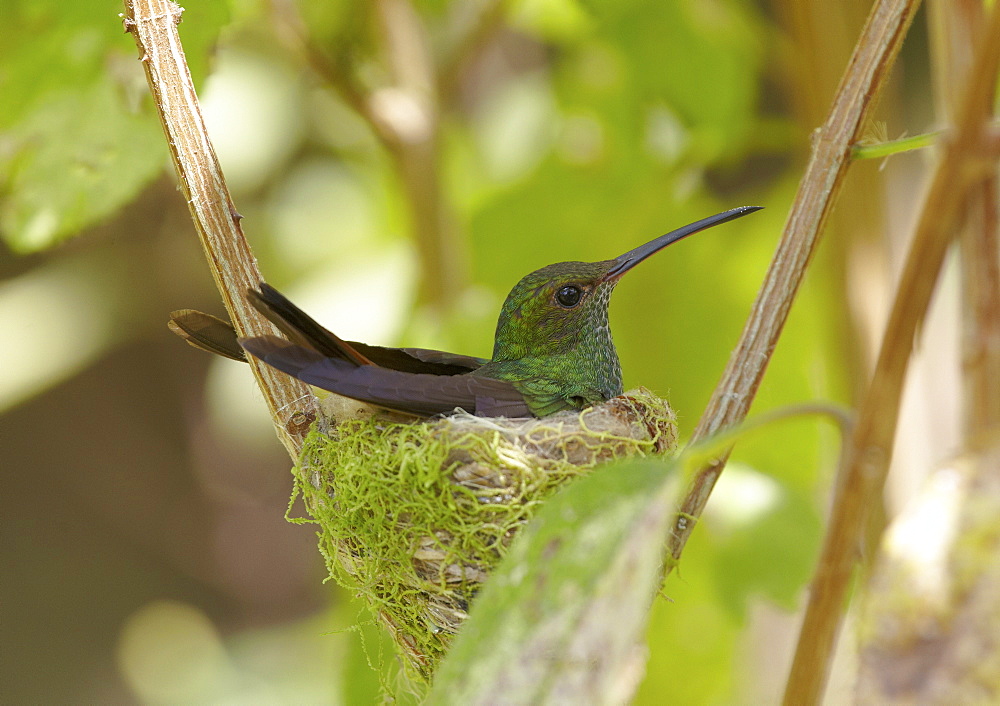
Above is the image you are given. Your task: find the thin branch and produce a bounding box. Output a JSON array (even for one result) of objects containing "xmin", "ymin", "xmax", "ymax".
[
  {"xmin": 372, "ymin": 0, "xmax": 469, "ymax": 311},
  {"xmin": 959, "ymin": 175, "xmax": 1000, "ymax": 440},
  {"xmin": 667, "ymin": 0, "xmax": 922, "ymax": 560},
  {"xmin": 375, "ymin": 0, "xmax": 435, "ymax": 99},
  {"xmin": 123, "ymin": 0, "xmax": 318, "ymax": 457},
  {"xmin": 268, "ymin": 0, "xmax": 403, "ymax": 149},
  {"xmin": 272, "ymin": 0, "xmax": 469, "ymax": 313},
  {"xmin": 438, "ymin": 0, "xmax": 511, "ymax": 100},
  {"xmin": 783, "ymin": 6, "xmax": 1000, "ymax": 703},
  {"xmin": 928, "ymin": 0, "xmax": 1000, "ymax": 441},
  {"xmin": 852, "ymin": 120, "xmax": 1000, "ymax": 159}
]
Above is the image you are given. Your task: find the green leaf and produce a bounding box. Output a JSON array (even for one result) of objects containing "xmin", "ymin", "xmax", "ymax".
[
  {"xmin": 0, "ymin": 0, "xmax": 230, "ymax": 252},
  {"xmin": 427, "ymin": 457, "xmax": 681, "ymax": 704},
  {"xmin": 709, "ymin": 484, "xmax": 821, "ymax": 615},
  {"xmin": 1, "ymin": 81, "xmax": 166, "ymax": 252}
]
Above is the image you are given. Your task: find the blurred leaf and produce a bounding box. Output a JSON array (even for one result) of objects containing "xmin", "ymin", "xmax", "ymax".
[
  {"xmin": 0, "ymin": 0, "xmax": 229, "ymax": 251},
  {"xmin": 0, "ymin": 0, "xmax": 228, "ymax": 120},
  {"xmin": 636, "ymin": 555, "xmax": 742, "ymax": 705},
  {"xmin": 709, "ymin": 485, "xmax": 820, "ymax": 614},
  {"xmin": 584, "ymin": 0, "xmax": 765, "ymax": 161},
  {"xmin": 511, "ymin": 0, "xmax": 595, "ymax": 41},
  {"xmin": 2, "ymin": 81, "xmax": 165, "ymax": 252},
  {"xmin": 2, "ymin": 1, "xmax": 124, "ymax": 129},
  {"xmin": 428, "ymin": 457, "xmax": 680, "ymax": 704}
]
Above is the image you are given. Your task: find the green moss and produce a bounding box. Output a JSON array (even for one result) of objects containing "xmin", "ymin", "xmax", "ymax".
[{"xmin": 289, "ymin": 389, "xmax": 676, "ymax": 681}]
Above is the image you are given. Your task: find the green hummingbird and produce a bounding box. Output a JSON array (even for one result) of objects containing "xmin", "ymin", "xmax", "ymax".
[{"xmin": 170, "ymin": 206, "xmax": 760, "ymax": 417}]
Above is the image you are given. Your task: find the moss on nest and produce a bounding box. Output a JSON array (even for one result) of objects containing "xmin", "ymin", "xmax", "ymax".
[{"xmin": 290, "ymin": 387, "xmax": 677, "ymax": 680}]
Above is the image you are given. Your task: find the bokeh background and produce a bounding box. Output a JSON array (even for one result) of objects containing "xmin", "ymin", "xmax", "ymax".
[{"xmin": 2, "ymin": 0, "xmax": 965, "ymax": 702}]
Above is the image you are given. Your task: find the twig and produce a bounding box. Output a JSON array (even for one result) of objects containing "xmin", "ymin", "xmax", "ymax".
[
  {"xmin": 372, "ymin": 0, "xmax": 469, "ymax": 311},
  {"xmin": 123, "ymin": 0, "xmax": 318, "ymax": 457},
  {"xmin": 928, "ymin": 0, "xmax": 1000, "ymax": 441},
  {"xmin": 438, "ymin": 0, "xmax": 511, "ymax": 100},
  {"xmin": 269, "ymin": 0, "xmax": 388, "ymax": 143},
  {"xmin": 782, "ymin": 6, "xmax": 1000, "ymax": 703},
  {"xmin": 667, "ymin": 0, "xmax": 922, "ymax": 560},
  {"xmin": 271, "ymin": 0, "xmax": 469, "ymax": 312},
  {"xmin": 959, "ymin": 175, "xmax": 1000, "ymax": 440}
]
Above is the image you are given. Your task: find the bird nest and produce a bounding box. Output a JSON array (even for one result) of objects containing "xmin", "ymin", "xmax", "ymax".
[{"xmin": 290, "ymin": 387, "xmax": 677, "ymax": 681}]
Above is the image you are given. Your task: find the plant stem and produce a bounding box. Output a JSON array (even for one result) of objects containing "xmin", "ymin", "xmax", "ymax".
[
  {"xmin": 928, "ymin": 0, "xmax": 1000, "ymax": 441},
  {"xmin": 438, "ymin": 0, "xmax": 511, "ymax": 100},
  {"xmin": 958, "ymin": 175, "xmax": 1000, "ymax": 440},
  {"xmin": 371, "ymin": 0, "xmax": 469, "ymax": 312},
  {"xmin": 272, "ymin": 0, "xmax": 472, "ymax": 314},
  {"xmin": 783, "ymin": 6, "xmax": 1000, "ymax": 703},
  {"xmin": 668, "ymin": 0, "xmax": 922, "ymax": 564},
  {"xmin": 123, "ymin": 0, "xmax": 318, "ymax": 457}
]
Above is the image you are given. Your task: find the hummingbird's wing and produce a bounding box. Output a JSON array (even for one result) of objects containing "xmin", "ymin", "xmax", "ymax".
[
  {"xmin": 248, "ymin": 285, "xmax": 376, "ymax": 365},
  {"xmin": 240, "ymin": 336, "xmax": 531, "ymax": 417},
  {"xmin": 396, "ymin": 347, "xmax": 487, "ymax": 370}
]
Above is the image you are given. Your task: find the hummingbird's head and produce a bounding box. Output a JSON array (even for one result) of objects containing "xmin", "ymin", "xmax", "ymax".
[
  {"xmin": 490, "ymin": 260, "xmax": 623, "ymax": 362},
  {"xmin": 490, "ymin": 206, "xmax": 762, "ymax": 363}
]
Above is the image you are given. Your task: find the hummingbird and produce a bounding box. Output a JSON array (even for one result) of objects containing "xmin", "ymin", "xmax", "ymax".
[{"xmin": 170, "ymin": 206, "xmax": 761, "ymax": 417}]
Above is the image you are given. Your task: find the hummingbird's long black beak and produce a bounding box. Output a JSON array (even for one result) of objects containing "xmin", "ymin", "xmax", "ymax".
[{"xmin": 603, "ymin": 205, "xmax": 763, "ymax": 280}]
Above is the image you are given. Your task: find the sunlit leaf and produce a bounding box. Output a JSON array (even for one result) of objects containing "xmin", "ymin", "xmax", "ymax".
[
  {"xmin": 428, "ymin": 458, "xmax": 681, "ymax": 704},
  {"xmin": 1, "ymin": 81, "xmax": 165, "ymax": 252},
  {"xmin": 0, "ymin": 0, "xmax": 229, "ymax": 251}
]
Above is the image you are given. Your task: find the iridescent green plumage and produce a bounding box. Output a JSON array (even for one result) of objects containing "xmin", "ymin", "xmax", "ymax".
[{"xmin": 473, "ymin": 261, "xmax": 623, "ymax": 416}]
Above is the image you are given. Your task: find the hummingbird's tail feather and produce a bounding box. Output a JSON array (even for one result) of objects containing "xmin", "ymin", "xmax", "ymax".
[
  {"xmin": 249, "ymin": 284, "xmax": 485, "ymax": 375},
  {"xmin": 169, "ymin": 310, "xmax": 247, "ymax": 362},
  {"xmin": 237, "ymin": 335, "xmax": 333, "ymax": 381},
  {"xmin": 240, "ymin": 335, "xmax": 530, "ymax": 417},
  {"xmin": 168, "ymin": 298, "xmax": 484, "ymax": 375},
  {"xmin": 249, "ymin": 284, "xmax": 376, "ymax": 366}
]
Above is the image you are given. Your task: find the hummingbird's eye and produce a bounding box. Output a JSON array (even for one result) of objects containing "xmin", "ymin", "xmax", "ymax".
[{"xmin": 555, "ymin": 285, "xmax": 583, "ymax": 308}]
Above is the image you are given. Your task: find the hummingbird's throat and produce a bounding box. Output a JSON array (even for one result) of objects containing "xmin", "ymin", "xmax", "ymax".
[{"xmin": 572, "ymin": 282, "xmax": 623, "ymax": 399}]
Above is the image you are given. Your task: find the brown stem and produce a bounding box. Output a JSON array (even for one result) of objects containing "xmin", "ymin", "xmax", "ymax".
[
  {"xmin": 668, "ymin": 0, "xmax": 921, "ymax": 557},
  {"xmin": 123, "ymin": 0, "xmax": 318, "ymax": 457},
  {"xmin": 959, "ymin": 176, "xmax": 1000, "ymax": 440},
  {"xmin": 269, "ymin": 0, "xmax": 386, "ymax": 141},
  {"xmin": 928, "ymin": 0, "xmax": 1000, "ymax": 442},
  {"xmin": 372, "ymin": 0, "xmax": 469, "ymax": 311},
  {"xmin": 438, "ymin": 0, "xmax": 511, "ymax": 100},
  {"xmin": 783, "ymin": 6, "xmax": 1000, "ymax": 703},
  {"xmin": 272, "ymin": 0, "xmax": 469, "ymax": 313}
]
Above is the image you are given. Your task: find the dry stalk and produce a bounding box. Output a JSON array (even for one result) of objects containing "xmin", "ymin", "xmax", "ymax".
[
  {"xmin": 669, "ymin": 0, "xmax": 922, "ymax": 558},
  {"xmin": 928, "ymin": 0, "xmax": 1000, "ymax": 441},
  {"xmin": 270, "ymin": 0, "xmax": 471, "ymax": 312},
  {"xmin": 783, "ymin": 5, "xmax": 1000, "ymax": 703},
  {"xmin": 122, "ymin": 0, "xmax": 318, "ymax": 456},
  {"xmin": 372, "ymin": 0, "xmax": 469, "ymax": 311}
]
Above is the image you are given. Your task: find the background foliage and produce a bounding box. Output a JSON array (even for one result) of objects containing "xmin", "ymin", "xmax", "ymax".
[{"xmin": 1, "ymin": 0, "xmax": 956, "ymax": 702}]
